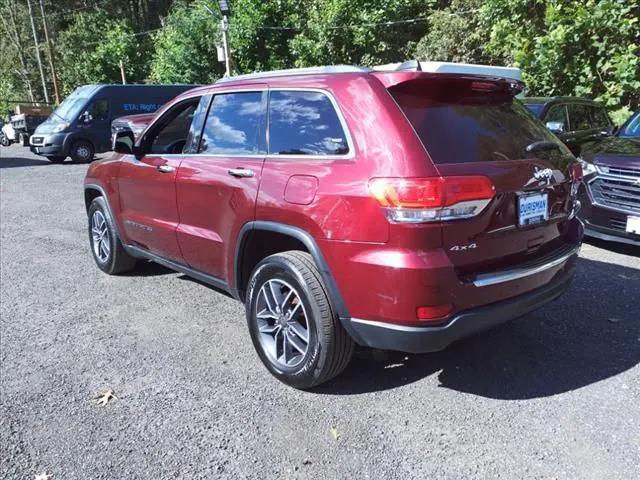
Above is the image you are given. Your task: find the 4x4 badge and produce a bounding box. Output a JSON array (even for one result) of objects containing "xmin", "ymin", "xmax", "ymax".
[{"xmin": 450, "ymin": 243, "xmax": 477, "ymax": 252}]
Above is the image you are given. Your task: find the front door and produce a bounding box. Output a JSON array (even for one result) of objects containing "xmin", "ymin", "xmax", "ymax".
[
  {"xmin": 117, "ymin": 96, "xmax": 201, "ymax": 262},
  {"xmin": 176, "ymin": 89, "xmax": 268, "ymax": 280}
]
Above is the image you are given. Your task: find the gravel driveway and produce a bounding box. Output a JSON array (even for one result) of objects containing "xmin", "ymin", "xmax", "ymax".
[{"xmin": 1, "ymin": 145, "xmax": 639, "ymax": 479}]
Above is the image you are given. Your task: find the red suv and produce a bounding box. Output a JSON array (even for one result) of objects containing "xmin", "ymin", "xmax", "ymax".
[{"xmin": 84, "ymin": 65, "xmax": 584, "ymax": 388}]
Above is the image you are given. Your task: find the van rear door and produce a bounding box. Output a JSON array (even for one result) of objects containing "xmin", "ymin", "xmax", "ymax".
[{"xmin": 387, "ymin": 75, "xmax": 580, "ymax": 276}]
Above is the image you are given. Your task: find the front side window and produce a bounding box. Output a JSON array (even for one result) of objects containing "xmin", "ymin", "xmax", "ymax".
[
  {"xmin": 147, "ymin": 99, "xmax": 199, "ymax": 155},
  {"xmin": 567, "ymin": 104, "xmax": 592, "ymax": 132},
  {"xmin": 268, "ymin": 91, "xmax": 349, "ymax": 156},
  {"xmin": 199, "ymin": 92, "xmax": 266, "ymax": 155},
  {"xmin": 90, "ymin": 99, "xmax": 109, "ymax": 121}
]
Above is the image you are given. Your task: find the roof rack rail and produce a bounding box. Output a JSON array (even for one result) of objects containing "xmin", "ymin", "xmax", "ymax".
[{"xmin": 215, "ymin": 65, "xmax": 371, "ymax": 84}]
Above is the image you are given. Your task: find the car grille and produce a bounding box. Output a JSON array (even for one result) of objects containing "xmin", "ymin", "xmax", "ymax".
[
  {"xmin": 599, "ymin": 165, "xmax": 640, "ymax": 178},
  {"xmin": 609, "ymin": 218, "xmax": 627, "ymax": 232},
  {"xmin": 589, "ymin": 169, "xmax": 640, "ymax": 214}
]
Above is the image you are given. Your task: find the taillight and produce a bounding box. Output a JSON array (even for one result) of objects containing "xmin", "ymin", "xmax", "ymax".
[
  {"xmin": 369, "ymin": 176, "xmax": 494, "ymax": 223},
  {"xmin": 571, "ymin": 163, "xmax": 584, "ymax": 182}
]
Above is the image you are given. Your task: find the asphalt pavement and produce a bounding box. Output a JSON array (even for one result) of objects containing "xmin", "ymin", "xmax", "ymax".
[{"xmin": 1, "ymin": 144, "xmax": 639, "ymax": 479}]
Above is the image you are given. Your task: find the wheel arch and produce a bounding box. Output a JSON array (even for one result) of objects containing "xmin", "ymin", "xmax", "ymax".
[
  {"xmin": 63, "ymin": 134, "xmax": 93, "ymax": 157},
  {"xmin": 84, "ymin": 184, "xmax": 121, "ymax": 238},
  {"xmin": 234, "ymin": 221, "xmax": 351, "ymax": 322}
]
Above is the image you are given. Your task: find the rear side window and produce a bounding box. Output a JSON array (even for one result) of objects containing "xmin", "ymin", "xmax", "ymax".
[
  {"xmin": 199, "ymin": 92, "xmax": 266, "ymax": 155},
  {"xmin": 390, "ymin": 79, "xmax": 565, "ymax": 164},
  {"xmin": 268, "ymin": 91, "xmax": 349, "ymax": 156},
  {"xmin": 544, "ymin": 104, "xmax": 568, "ymax": 127},
  {"xmin": 591, "ymin": 107, "xmax": 610, "ymax": 129},
  {"xmin": 567, "ymin": 104, "xmax": 592, "ymax": 131}
]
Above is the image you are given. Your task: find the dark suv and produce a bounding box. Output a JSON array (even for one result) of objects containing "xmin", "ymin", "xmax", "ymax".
[
  {"xmin": 85, "ymin": 66, "xmax": 583, "ymax": 388},
  {"xmin": 523, "ymin": 97, "xmax": 640, "ymax": 246}
]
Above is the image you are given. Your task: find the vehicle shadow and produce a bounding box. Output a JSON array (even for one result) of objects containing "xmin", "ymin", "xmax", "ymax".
[
  {"xmin": 0, "ymin": 151, "xmax": 52, "ymax": 168},
  {"xmin": 585, "ymin": 237, "xmax": 639, "ymax": 257},
  {"xmin": 316, "ymin": 256, "xmax": 640, "ymax": 399}
]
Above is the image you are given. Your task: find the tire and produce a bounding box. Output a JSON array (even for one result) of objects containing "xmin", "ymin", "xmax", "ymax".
[
  {"xmin": 88, "ymin": 197, "xmax": 137, "ymax": 274},
  {"xmin": 46, "ymin": 156, "xmax": 66, "ymax": 164},
  {"xmin": 19, "ymin": 132, "xmax": 29, "ymax": 146},
  {"xmin": 70, "ymin": 140, "xmax": 94, "ymax": 163},
  {"xmin": 246, "ymin": 251, "xmax": 354, "ymax": 389},
  {"xmin": 0, "ymin": 133, "xmax": 9, "ymax": 147}
]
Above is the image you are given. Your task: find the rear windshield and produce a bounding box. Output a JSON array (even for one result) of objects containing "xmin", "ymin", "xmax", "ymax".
[{"xmin": 390, "ymin": 80, "xmax": 567, "ymax": 164}]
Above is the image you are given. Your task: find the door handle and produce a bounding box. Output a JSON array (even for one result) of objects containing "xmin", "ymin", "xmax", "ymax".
[
  {"xmin": 228, "ymin": 168, "xmax": 254, "ymax": 178},
  {"xmin": 157, "ymin": 164, "xmax": 175, "ymax": 173}
]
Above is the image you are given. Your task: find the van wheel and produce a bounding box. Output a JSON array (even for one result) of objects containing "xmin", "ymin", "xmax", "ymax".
[
  {"xmin": 88, "ymin": 197, "xmax": 137, "ymax": 274},
  {"xmin": 246, "ymin": 251, "xmax": 354, "ymax": 389},
  {"xmin": 0, "ymin": 133, "xmax": 9, "ymax": 147},
  {"xmin": 70, "ymin": 140, "xmax": 94, "ymax": 163},
  {"xmin": 47, "ymin": 156, "xmax": 66, "ymax": 164}
]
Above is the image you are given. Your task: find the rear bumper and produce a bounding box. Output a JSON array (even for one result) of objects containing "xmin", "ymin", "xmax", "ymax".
[{"xmin": 345, "ymin": 260, "xmax": 576, "ymax": 353}]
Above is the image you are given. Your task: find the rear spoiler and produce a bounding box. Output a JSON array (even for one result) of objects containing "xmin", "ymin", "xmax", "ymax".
[{"xmin": 372, "ymin": 60, "xmax": 525, "ymax": 94}]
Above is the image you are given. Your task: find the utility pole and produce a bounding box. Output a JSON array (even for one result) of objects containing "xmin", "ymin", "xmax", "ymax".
[
  {"xmin": 38, "ymin": 0, "xmax": 60, "ymax": 104},
  {"xmin": 26, "ymin": 0, "xmax": 49, "ymax": 104},
  {"xmin": 206, "ymin": 2, "xmax": 232, "ymax": 77},
  {"xmin": 119, "ymin": 60, "xmax": 127, "ymax": 84},
  {"xmin": 220, "ymin": 15, "xmax": 231, "ymax": 77}
]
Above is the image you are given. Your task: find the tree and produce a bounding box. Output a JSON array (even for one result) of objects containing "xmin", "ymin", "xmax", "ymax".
[
  {"xmin": 415, "ymin": 0, "xmax": 498, "ymax": 64},
  {"xmin": 290, "ymin": 0, "xmax": 431, "ymax": 67},
  {"xmin": 482, "ymin": 0, "xmax": 640, "ymax": 123},
  {"xmin": 56, "ymin": 11, "xmax": 145, "ymax": 94},
  {"xmin": 149, "ymin": 0, "xmax": 224, "ymax": 83}
]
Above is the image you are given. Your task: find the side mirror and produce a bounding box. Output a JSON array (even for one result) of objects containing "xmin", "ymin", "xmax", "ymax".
[
  {"xmin": 113, "ymin": 129, "xmax": 136, "ymax": 155},
  {"xmin": 81, "ymin": 111, "xmax": 93, "ymax": 123},
  {"xmin": 546, "ymin": 121, "xmax": 565, "ymax": 134}
]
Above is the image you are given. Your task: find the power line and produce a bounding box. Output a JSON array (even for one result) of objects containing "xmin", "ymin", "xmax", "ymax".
[{"xmin": 33, "ymin": 0, "xmax": 111, "ymax": 20}]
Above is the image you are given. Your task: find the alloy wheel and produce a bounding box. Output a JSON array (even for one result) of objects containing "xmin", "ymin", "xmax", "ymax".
[
  {"xmin": 91, "ymin": 210, "xmax": 110, "ymax": 263},
  {"xmin": 255, "ymin": 279, "xmax": 310, "ymax": 369}
]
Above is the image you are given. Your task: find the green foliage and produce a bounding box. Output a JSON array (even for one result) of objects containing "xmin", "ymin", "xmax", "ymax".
[
  {"xmin": 57, "ymin": 11, "xmax": 145, "ymax": 95},
  {"xmin": 0, "ymin": 0, "xmax": 638, "ymax": 119},
  {"xmin": 149, "ymin": 0, "xmax": 224, "ymax": 83},
  {"xmin": 230, "ymin": 0, "xmax": 304, "ymax": 73},
  {"xmin": 415, "ymin": 0, "xmax": 495, "ymax": 64},
  {"xmin": 290, "ymin": 0, "xmax": 431, "ymax": 67},
  {"xmin": 481, "ymin": 0, "xmax": 640, "ymax": 115}
]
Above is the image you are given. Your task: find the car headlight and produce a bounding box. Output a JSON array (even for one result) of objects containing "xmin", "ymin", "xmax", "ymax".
[
  {"xmin": 577, "ymin": 157, "xmax": 597, "ymax": 176},
  {"xmin": 52, "ymin": 122, "xmax": 70, "ymax": 133}
]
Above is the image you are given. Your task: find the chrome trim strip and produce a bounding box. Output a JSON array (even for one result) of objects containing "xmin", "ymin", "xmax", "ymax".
[
  {"xmin": 350, "ymin": 317, "xmax": 451, "ymax": 333},
  {"xmin": 472, "ymin": 245, "xmax": 580, "ymax": 287}
]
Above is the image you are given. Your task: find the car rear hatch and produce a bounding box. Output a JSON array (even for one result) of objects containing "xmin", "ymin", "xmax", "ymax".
[{"xmin": 384, "ymin": 74, "xmax": 581, "ymax": 279}]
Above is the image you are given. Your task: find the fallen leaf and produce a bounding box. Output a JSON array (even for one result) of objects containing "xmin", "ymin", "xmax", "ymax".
[
  {"xmin": 94, "ymin": 389, "xmax": 118, "ymax": 406},
  {"xmin": 330, "ymin": 427, "xmax": 340, "ymax": 441},
  {"xmin": 34, "ymin": 473, "xmax": 52, "ymax": 480}
]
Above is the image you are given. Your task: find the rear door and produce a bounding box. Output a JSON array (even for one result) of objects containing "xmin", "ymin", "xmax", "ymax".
[
  {"xmin": 389, "ymin": 77, "xmax": 577, "ymax": 275},
  {"xmin": 117, "ymin": 96, "xmax": 201, "ymax": 261},
  {"xmin": 175, "ymin": 87, "xmax": 267, "ymax": 279}
]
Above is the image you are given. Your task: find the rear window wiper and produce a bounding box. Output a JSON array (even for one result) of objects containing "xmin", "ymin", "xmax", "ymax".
[{"xmin": 525, "ymin": 140, "xmax": 561, "ymax": 153}]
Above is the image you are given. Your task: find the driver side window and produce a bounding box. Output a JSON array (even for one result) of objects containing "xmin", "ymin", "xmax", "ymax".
[{"xmin": 148, "ymin": 99, "xmax": 199, "ymax": 155}]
